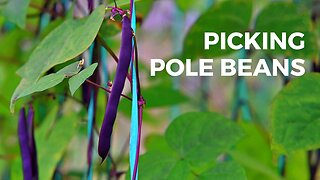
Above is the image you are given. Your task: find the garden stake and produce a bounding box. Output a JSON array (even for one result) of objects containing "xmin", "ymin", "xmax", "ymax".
[
  {"xmin": 231, "ymin": 49, "xmax": 252, "ymax": 121},
  {"xmin": 129, "ymin": 1, "xmax": 142, "ymax": 178},
  {"xmin": 86, "ymin": 43, "xmax": 95, "ymax": 180}
]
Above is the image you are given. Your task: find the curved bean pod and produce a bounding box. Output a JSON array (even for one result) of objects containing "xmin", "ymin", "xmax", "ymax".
[{"xmin": 98, "ymin": 15, "xmax": 133, "ymax": 161}]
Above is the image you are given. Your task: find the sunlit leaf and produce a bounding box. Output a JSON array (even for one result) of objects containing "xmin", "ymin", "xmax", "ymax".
[
  {"xmin": 255, "ymin": 2, "xmax": 317, "ymax": 59},
  {"xmin": 271, "ymin": 73, "xmax": 320, "ymax": 153},
  {"xmin": 11, "ymin": 61, "xmax": 84, "ymax": 111},
  {"xmin": 16, "ymin": 5, "xmax": 104, "ymax": 81},
  {"xmin": 285, "ymin": 151, "xmax": 310, "ymax": 180},
  {"xmin": 17, "ymin": 74, "xmax": 65, "ymax": 99}
]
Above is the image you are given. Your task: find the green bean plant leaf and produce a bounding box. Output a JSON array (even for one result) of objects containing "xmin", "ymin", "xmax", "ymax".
[
  {"xmin": 255, "ymin": 2, "xmax": 318, "ymax": 60},
  {"xmin": 16, "ymin": 5, "xmax": 104, "ymax": 81},
  {"xmin": 68, "ymin": 63, "xmax": 98, "ymax": 95},
  {"xmin": 182, "ymin": 0, "xmax": 252, "ymax": 60},
  {"xmin": 139, "ymin": 112, "xmax": 245, "ymax": 179},
  {"xmin": 165, "ymin": 112, "xmax": 244, "ymax": 170},
  {"xmin": 36, "ymin": 108, "xmax": 79, "ymax": 180},
  {"xmin": 139, "ymin": 152, "xmax": 195, "ymax": 180},
  {"xmin": 271, "ymin": 73, "xmax": 320, "ymax": 153},
  {"xmin": 198, "ymin": 162, "xmax": 247, "ymax": 180},
  {"xmin": 117, "ymin": 84, "xmax": 189, "ymax": 124},
  {"xmin": 144, "ymin": 134, "xmax": 175, "ymax": 155},
  {"xmin": 142, "ymin": 85, "xmax": 189, "ymax": 108},
  {"xmin": 10, "ymin": 5, "xmax": 104, "ymax": 111},
  {"xmin": 230, "ymin": 122, "xmax": 280, "ymax": 180},
  {"xmin": 11, "ymin": 61, "xmax": 83, "ymax": 111},
  {"xmin": 285, "ymin": 151, "xmax": 309, "ymax": 180},
  {"xmin": 16, "ymin": 74, "xmax": 65, "ymax": 100},
  {"xmin": 56, "ymin": 61, "xmax": 83, "ymax": 77}
]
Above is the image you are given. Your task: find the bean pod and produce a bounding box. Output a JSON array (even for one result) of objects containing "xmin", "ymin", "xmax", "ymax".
[
  {"xmin": 98, "ymin": 15, "xmax": 133, "ymax": 161},
  {"xmin": 18, "ymin": 105, "xmax": 38, "ymax": 179}
]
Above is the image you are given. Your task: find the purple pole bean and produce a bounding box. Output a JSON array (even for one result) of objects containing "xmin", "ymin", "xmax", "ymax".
[
  {"xmin": 98, "ymin": 15, "xmax": 133, "ymax": 161},
  {"xmin": 27, "ymin": 105, "xmax": 38, "ymax": 180},
  {"xmin": 18, "ymin": 108, "xmax": 33, "ymax": 180},
  {"xmin": 18, "ymin": 105, "xmax": 38, "ymax": 180},
  {"xmin": 88, "ymin": 0, "xmax": 94, "ymax": 13}
]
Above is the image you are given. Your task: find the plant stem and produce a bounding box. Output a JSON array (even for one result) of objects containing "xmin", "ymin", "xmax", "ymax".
[
  {"xmin": 85, "ymin": 79, "xmax": 132, "ymax": 101},
  {"xmin": 113, "ymin": 0, "xmax": 118, "ymax": 8},
  {"xmin": 97, "ymin": 35, "xmax": 119, "ymax": 63}
]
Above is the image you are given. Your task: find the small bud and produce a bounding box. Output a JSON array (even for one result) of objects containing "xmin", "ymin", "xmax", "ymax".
[
  {"xmin": 77, "ymin": 59, "xmax": 85, "ymax": 69},
  {"xmin": 107, "ymin": 81, "xmax": 113, "ymax": 87}
]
